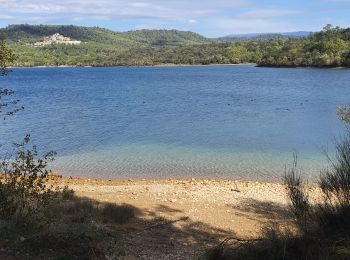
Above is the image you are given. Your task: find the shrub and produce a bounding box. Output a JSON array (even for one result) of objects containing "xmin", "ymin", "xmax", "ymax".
[
  {"xmin": 320, "ymin": 135, "xmax": 350, "ymax": 208},
  {"xmin": 282, "ymin": 136, "xmax": 350, "ymax": 259},
  {"xmin": 99, "ymin": 203, "xmax": 135, "ymax": 224},
  {"xmin": 337, "ymin": 106, "xmax": 350, "ymax": 124},
  {"xmin": 284, "ymin": 155, "xmax": 313, "ymax": 234},
  {"xmin": 47, "ymin": 194, "xmax": 135, "ymax": 225},
  {"xmin": 0, "ymin": 135, "xmax": 57, "ymax": 226}
]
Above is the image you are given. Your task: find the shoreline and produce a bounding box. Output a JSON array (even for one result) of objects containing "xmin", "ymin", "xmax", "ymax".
[
  {"xmin": 9, "ymin": 63, "xmax": 350, "ymax": 69},
  {"xmin": 52, "ymin": 176, "xmax": 287, "ymax": 186},
  {"xmin": 9, "ymin": 63, "xmax": 256, "ymax": 69},
  {"xmin": 51, "ymin": 176, "xmax": 320, "ymax": 191}
]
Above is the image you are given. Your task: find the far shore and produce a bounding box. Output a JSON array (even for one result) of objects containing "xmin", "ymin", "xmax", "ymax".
[
  {"xmin": 9, "ymin": 63, "xmax": 256, "ymax": 69},
  {"xmin": 9, "ymin": 63, "xmax": 350, "ymax": 69}
]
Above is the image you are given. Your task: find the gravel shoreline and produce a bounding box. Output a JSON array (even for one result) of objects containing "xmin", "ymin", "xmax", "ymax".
[{"xmin": 51, "ymin": 177, "xmax": 320, "ymax": 259}]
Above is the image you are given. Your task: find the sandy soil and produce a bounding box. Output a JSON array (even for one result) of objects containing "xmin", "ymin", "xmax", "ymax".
[{"xmin": 51, "ymin": 178, "xmax": 321, "ymax": 259}]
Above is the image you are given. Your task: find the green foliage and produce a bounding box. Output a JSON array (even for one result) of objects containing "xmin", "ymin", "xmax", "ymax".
[
  {"xmin": 1, "ymin": 188, "xmax": 136, "ymax": 259},
  {"xmin": 0, "ymin": 135, "xmax": 57, "ymax": 226},
  {"xmin": 124, "ymin": 29, "xmax": 209, "ymax": 47},
  {"xmin": 258, "ymin": 25, "xmax": 350, "ymax": 67},
  {"xmin": 2, "ymin": 24, "xmax": 350, "ymax": 68},
  {"xmin": 0, "ymin": 36, "xmax": 15, "ymax": 73},
  {"xmin": 280, "ymin": 135, "xmax": 350, "ymax": 259},
  {"xmin": 320, "ymin": 135, "xmax": 350, "ymax": 210},
  {"xmin": 0, "ymin": 38, "xmax": 23, "ymax": 119},
  {"xmin": 2, "ymin": 24, "xmax": 136, "ymax": 46},
  {"xmin": 90, "ymin": 41, "xmax": 263, "ymax": 66},
  {"xmin": 2, "ymin": 24, "xmax": 216, "ymax": 67}
]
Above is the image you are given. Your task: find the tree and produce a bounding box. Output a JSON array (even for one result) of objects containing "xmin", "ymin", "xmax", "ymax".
[
  {"xmin": 0, "ymin": 35, "xmax": 22, "ymax": 119},
  {"xmin": 0, "ymin": 33, "xmax": 15, "ymax": 75}
]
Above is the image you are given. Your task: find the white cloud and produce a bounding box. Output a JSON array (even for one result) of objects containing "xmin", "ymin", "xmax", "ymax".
[
  {"xmin": 0, "ymin": 0, "xmax": 340, "ymax": 36},
  {"xmin": 240, "ymin": 9, "xmax": 300, "ymax": 19},
  {"xmin": 0, "ymin": 0, "xmax": 250, "ymax": 22},
  {"xmin": 0, "ymin": 15, "xmax": 14, "ymax": 20},
  {"xmin": 130, "ymin": 2, "xmax": 151, "ymax": 8}
]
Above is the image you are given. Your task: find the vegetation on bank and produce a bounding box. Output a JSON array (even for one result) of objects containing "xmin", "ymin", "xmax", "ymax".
[
  {"xmin": 0, "ymin": 33, "xmax": 15, "ymax": 72},
  {"xmin": 258, "ymin": 25, "xmax": 350, "ymax": 67},
  {"xmin": 1, "ymin": 24, "xmax": 350, "ymax": 67},
  {"xmin": 0, "ymin": 36, "xmax": 22, "ymax": 119}
]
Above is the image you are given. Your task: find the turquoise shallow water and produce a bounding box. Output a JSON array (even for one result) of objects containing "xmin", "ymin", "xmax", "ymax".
[{"xmin": 0, "ymin": 65, "xmax": 349, "ymax": 180}]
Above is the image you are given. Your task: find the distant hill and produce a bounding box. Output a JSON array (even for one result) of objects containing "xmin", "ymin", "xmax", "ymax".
[
  {"xmin": 3, "ymin": 24, "xmax": 347, "ymax": 68},
  {"xmin": 124, "ymin": 29, "xmax": 209, "ymax": 47},
  {"xmin": 0, "ymin": 24, "xmax": 215, "ymax": 66},
  {"xmin": 1, "ymin": 24, "xmax": 210, "ymax": 48},
  {"xmin": 2, "ymin": 25, "xmax": 311, "ymax": 46},
  {"xmin": 279, "ymin": 31, "xmax": 311, "ymax": 37},
  {"xmin": 221, "ymin": 31, "xmax": 312, "ymax": 41}
]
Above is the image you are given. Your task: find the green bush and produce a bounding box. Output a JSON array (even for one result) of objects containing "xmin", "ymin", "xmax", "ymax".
[{"xmin": 0, "ymin": 135, "xmax": 58, "ymax": 226}]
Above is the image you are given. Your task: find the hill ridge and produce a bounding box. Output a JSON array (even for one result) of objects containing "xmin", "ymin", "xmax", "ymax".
[{"xmin": 1, "ymin": 24, "xmax": 209, "ymax": 47}]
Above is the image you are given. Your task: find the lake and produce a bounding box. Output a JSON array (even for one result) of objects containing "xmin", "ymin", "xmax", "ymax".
[{"xmin": 0, "ymin": 65, "xmax": 349, "ymax": 180}]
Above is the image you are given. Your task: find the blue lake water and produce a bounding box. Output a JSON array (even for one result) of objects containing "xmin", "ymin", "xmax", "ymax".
[{"xmin": 0, "ymin": 65, "xmax": 349, "ymax": 180}]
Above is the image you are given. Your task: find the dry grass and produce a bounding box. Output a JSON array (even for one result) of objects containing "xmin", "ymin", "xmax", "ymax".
[{"xmin": 0, "ymin": 187, "xmax": 136, "ymax": 259}]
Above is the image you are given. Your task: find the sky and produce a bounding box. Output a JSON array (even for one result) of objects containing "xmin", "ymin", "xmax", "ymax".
[{"xmin": 0, "ymin": 0, "xmax": 350, "ymax": 37}]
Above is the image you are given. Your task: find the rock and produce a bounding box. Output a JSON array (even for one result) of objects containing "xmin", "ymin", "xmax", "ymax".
[{"xmin": 34, "ymin": 33, "xmax": 81, "ymax": 47}]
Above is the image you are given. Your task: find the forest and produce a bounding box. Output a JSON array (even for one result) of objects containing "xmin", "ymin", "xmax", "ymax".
[{"xmin": 1, "ymin": 24, "xmax": 350, "ymax": 67}]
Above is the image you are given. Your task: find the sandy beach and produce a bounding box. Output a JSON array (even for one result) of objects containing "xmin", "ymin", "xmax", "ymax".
[{"xmin": 54, "ymin": 177, "xmax": 320, "ymax": 259}]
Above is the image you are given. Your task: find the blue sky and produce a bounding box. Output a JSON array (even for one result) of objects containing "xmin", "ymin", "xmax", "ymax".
[{"xmin": 0, "ymin": 0, "xmax": 349, "ymax": 37}]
